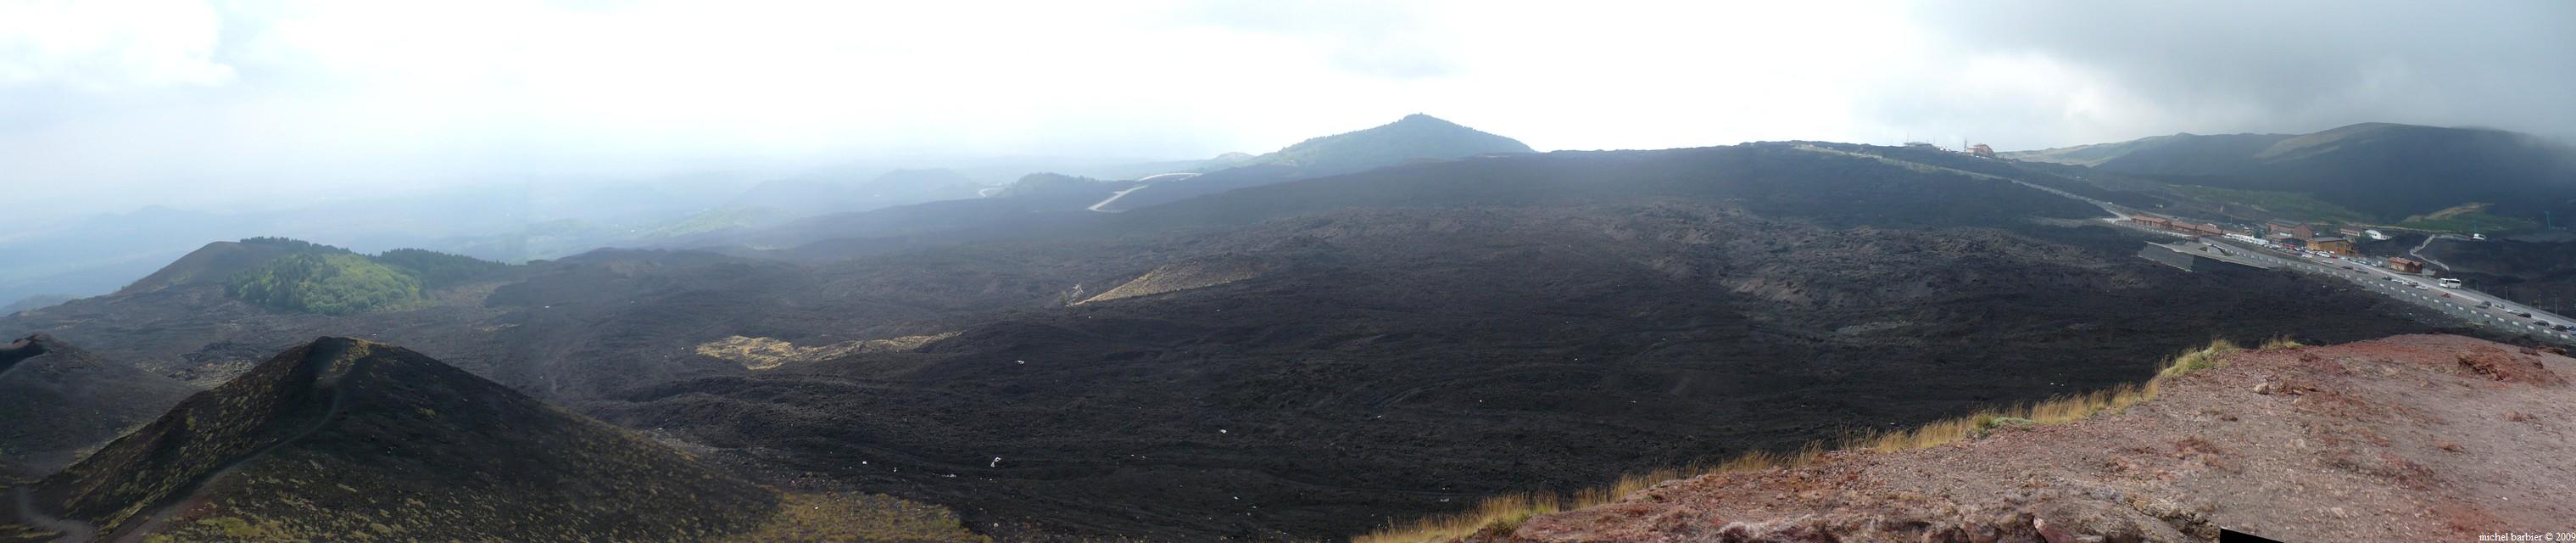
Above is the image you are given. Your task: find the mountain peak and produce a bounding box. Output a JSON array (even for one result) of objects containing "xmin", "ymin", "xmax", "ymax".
[
  {"xmin": 1247, "ymin": 114, "xmax": 1533, "ymax": 171},
  {"xmin": 1395, "ymin": 113, "xmax": 1451, "ymax": 124}
]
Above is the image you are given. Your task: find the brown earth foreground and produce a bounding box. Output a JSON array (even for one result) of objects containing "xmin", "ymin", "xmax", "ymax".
[{"xmin": 1465, "ymin": 335, "xmax": 2575, "ymax": 542}]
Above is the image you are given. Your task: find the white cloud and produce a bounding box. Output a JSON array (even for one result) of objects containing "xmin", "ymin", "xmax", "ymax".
[
  {"xmin": 0, "ymin": 0, "xmax": 233, "ymax": 88},
  {"xmin": 0, "ymin": 0, "xmax": 2568, "ymax": 222}
]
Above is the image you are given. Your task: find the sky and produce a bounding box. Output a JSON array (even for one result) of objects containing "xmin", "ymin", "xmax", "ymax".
[{"xmin": 3, "ymin": 0, "xmax": 2572, "ymax": 221}]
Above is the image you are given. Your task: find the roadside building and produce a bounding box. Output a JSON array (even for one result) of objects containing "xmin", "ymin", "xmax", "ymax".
[
  {"xmin": 2265, "ymin": 221, "xmax": 2315, "ymax": 240},
  {"xmin": 2338, "ymin": 227, "xmax": 2367, "ymax": 238},
  {"xmin": 1967, "ymin": 143, "xmax": 1996, "ymax": 159},
  {"xmin": 2387, "ymin": 257, "xmax": 2425, "ymax": 274},
  {"xmin": 2306, "ymin": 237, "xmax": 2354, "ymax": 255}
]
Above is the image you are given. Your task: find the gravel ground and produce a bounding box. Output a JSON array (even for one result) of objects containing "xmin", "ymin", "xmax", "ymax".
[{"xmin": 1488, "ymin": 334, "xmax": 2576, "ymax": 542}]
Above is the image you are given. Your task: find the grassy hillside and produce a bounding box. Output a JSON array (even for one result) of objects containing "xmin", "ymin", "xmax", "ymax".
[{"xmin": 194, "ymin": 239, "xmax": 513, "ymax": 315}]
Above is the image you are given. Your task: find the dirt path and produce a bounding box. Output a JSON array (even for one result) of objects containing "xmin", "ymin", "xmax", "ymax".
[{"xmin": 12, "ymin": 488, "xmax": 96, "ymax": 543}]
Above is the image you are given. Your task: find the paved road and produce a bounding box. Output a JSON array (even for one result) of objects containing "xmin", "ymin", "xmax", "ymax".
[
  {"xmin": 1087, "ymin": 185, "xmax": 1151, "ymax": 213},
  {"xmin": 1800, "ymin": 144, "xmax": 2570, "ymax": 344},
  {"xmin": 1088, "ymin": 172, "xmax": 1197, "ymax": 213},
  {"xmin": 2205, "ymin": 238, "xmax": 2575, "ymax": 344}
]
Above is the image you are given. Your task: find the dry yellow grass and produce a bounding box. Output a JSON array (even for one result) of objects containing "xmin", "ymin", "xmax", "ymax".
[
  {"xmin": 2259, "ymin": 335, "xmax": 2304, "ymax": 350},
  {"xmin": 1354, "ymin": 339, "xmax": 2255, "ymax": 543},
  {"xmin": 720, "ymin": 492, "xmax": 990, "ymax": 543}
]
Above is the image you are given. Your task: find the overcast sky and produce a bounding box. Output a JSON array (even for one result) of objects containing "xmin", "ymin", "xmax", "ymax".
[{"xmin": 3, "ymin": 0, "xmax": 2571, "ymax": 221}]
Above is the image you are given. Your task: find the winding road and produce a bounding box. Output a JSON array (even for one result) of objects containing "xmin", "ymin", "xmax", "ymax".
[
  {"xmin": 1810, "ymin": 142, "xmax": 2573, "ymax": 344},
  {"xmin": 1086, "ymin": 172, "xmax": 1198, "ymax": 213},
  {"xmin": 2205, "ymin": 237, "xmax": 2575, "ymax": 344},
  {"xmin": 2408, "ymin": 234, "xmax": 2456, "ymax": 272}
]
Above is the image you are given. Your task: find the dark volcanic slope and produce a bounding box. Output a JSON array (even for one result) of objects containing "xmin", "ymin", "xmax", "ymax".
[
  {"xmin": 0, "ymin": 334, "xmax": 194, "ymax": 471},
  {"xmin": 0, "ymin": 143, "xmax": 2456, "ymax": 540},
  {"xmin": 1103, "ymin": 114, "xmax": 1534, "ymax": 211},
  {"xmin": 111, "ymin": 240, "xmax": 298, "ymax": 296},
  {"xmin": 27, "ymin": 338, "xmax": 782, "ymax": 542},
  {"xmin": 588, "ymin": 148, "xmax": 2434, "ymax": 540}
]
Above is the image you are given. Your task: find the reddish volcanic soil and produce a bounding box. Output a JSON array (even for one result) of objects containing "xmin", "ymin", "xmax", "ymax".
[{"xmin": 1478, "ymin": 334, "xmax": 2576, "ymax": 542}]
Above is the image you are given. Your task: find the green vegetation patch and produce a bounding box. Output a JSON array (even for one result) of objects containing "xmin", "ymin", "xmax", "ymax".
[
  {"xmin": 371, "ymin": 249, "xmax": 507, "ymax": 288},
  {"xmin": 2396, "ymin": 210, "xmax": 2537, "ymax": 233},
  {"xmin": 215, "ymin": 238, "xmax": 513, "ymax": 314},
  {"xmin": 226, "ymin": 253, "xmax": 423, "ymax": 316},
  {"xmin": 2165, "ymin": 185, "xmax": 2372, "ymax": 224}
]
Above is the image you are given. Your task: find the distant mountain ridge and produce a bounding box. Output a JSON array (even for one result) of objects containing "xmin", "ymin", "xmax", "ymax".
[
  {"xmin": 726, "ymin": 167, "xmax": 988, "ymax": 216},
  {"xmin": 1223, "ymin": 114, "xmax": 1534, "ymax": 172},
  {"xmin": 2006, "ymin": 122, "xmax": 2576, "ymax": 221},
  {"xmin": 678, "ymin": 114, "xmax": 1534, "ymax": 246},
  {"xmin": 1098, "ymin": 114, "xmax": 1536, "ymax": 210}
]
